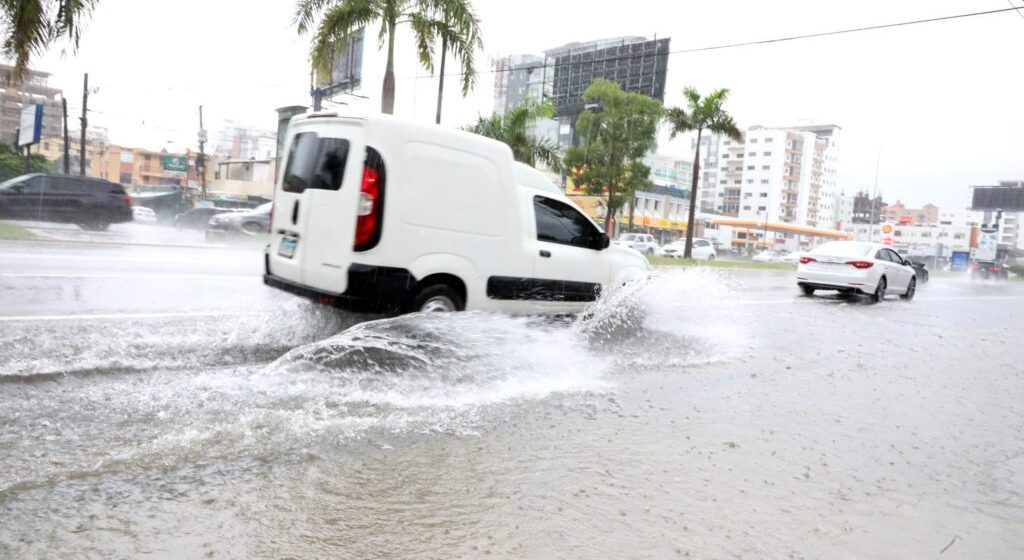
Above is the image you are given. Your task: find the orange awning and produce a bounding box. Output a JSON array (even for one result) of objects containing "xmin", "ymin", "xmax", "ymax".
[{"xmin": 713, "ymin": 218, "xmax": 851, "ymax": 239}]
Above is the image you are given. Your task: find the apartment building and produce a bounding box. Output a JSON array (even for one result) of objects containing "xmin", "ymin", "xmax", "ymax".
[
  {"xmin": 492, "ymin": 54, "xmax": 544, "ymax": 115},
  {"xmin": 845, "ymin": 222, "xmax": 975, "ymax": 257},
  {"xmin": 649, "ymin": 153, "xmax": 693, "ymax": 191},
  {"xmin": 36, "ymin": 139, "xmax": 214, "ymax": 190},
  {"xmin": 692, "ymin": 124, "xmax": 841, "ymax": 229}
]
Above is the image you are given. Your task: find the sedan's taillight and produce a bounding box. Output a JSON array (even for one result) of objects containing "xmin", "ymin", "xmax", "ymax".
[
  {"xmin": 353, "ymin": 147, "xmax": 385, "ymax": 252},
  {"xmin": 847, "ymin": 260, "xmax": 874, "ymax": 269},
  {"xmin": 799, "ymin": 256, "xmax": 816, "ymax": 264}
]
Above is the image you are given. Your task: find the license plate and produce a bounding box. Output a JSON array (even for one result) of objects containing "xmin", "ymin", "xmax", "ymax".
[{"xmin": 278, "ymin": 237, "xmax": 297, "ymax": 259}]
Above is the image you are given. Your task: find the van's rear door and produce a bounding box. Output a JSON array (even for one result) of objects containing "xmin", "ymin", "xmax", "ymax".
[{"xmin": 268, "ymin": 117, "xmax": 364, "ymax": 292}]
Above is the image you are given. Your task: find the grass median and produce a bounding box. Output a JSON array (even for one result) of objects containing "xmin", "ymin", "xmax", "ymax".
[
  {"xmin": 647, "ymin": 255, "xmax": 796, "ymax": 271},
  {"xmin": 0, "ymin": 221, "xmax": 34, "ymax": 240}
]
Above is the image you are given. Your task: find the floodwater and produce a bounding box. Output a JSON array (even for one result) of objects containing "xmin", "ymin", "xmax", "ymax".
[{"xmin": 1, "ymin": 249, "xmax": 1023, "ymax": 558}]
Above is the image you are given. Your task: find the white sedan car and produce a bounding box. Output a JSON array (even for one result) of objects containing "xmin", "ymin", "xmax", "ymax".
[
  {"xmin": 796, "ymin": 241, "xmax": 917, "ymax": 302},
  {"xmin": 132, "ymin": 206, "xmax": 157, "ymax": 224},
  {"xmin": 753, "ymin": 250, "xmax": 784, "ymax": 263},
  {"xmin": 659, "ymin": 238, "xmax": 716, "ymax": 260}
]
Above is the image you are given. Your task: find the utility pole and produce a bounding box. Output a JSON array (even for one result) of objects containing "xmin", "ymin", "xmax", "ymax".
[
  {"xmin": 62, "ymin": 98, "xmax": 70, "ymax": 174},
  {"xmin": 79, "ymin": 73, "xmax": 88, "ymax": 176},
  {"xmin": 868, "ymin": 147, "xmax": 881, "ymax": 242},
  {"xmin": 198, "ymin": 105, "xmax": 207, "ymax": 201}
]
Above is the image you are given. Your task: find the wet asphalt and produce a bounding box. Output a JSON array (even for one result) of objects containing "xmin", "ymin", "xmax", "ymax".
[{"xmin": 1, "ymin": 231, "xmax": 1022, "ymax": 559}]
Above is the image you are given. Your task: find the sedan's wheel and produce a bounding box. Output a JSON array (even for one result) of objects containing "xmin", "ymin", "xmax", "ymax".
[
  {"xmin": 872, "ymin": 277, "xmax": 887, "ymax": 303},
  {"xmin": 900, "ymin": 277, "xmax": 916, "ymax": 300},
  {"xmin": 800, "ymin": 285, "xmax": 815, "ymax": 297},
  {"xmin": 411, "ymin": 284, "xmax": 464, "ymax": 313}
]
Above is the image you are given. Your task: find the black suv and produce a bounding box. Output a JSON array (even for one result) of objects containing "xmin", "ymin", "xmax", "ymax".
[{"xmin": 0, "ymin": 173, "xmax": 133, "ymax": 230}]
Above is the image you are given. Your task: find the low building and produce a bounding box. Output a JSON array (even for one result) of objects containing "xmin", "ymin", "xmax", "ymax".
[
  {"xmin": 844, "ymin": 222, "xmax": 976, "ymax": 259},
  {"xmin": 210, "ymin": 158, "xmax": 275, "ymax": 199},
  {"xmin": 885, "ymin": 200, "xmax": 939, "ymax": 225},
  {"xmin": 0, "ymin": 65, "xmax": 63, "ymax": 148}
]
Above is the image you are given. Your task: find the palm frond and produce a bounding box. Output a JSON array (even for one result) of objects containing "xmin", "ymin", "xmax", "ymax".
[
  {"xmin": 295, "ymin": 0, "xmax": 336, "ymax": 33},
  {"xmin": 2, "ymin": 0, "xmax": 50, "ymax": 79},
  {"xmin": 54, "ymin": 0, "xmax": 96, "ymax": 47}
]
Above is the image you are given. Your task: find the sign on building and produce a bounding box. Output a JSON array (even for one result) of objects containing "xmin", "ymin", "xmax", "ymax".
[
  {"xmin": 18, "ymin": 104, "xmax": 43, "ymax": 146},
  {"xmin": 161, "ymin": 155, "xmax": 189, "ymax": 178},
  {"xmin": 328, "ymin": 27, "xmax": 364, "ymax": 90}
]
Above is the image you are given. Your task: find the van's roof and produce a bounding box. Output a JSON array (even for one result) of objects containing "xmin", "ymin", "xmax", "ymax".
[{"xmin": 292, "ymin": 111, "xmax": 514, "ymax": 157}]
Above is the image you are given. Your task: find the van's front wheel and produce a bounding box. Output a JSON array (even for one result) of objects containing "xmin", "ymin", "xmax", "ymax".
[{"xmin": 411, "ymin": 284, "xmax": 464, "ymax": 313}]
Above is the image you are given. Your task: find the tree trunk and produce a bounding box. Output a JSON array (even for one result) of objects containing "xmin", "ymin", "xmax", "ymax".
[
  {"xmin": 606, "ymin": 184, "xmax": 616, "ymax": 237},
  {"xmin": 684, "ymin": 129, "xmax": 702, "ymax": 259},
  {"xmin": 435, "ymin": 36, "xmax": 447, "ymax": 124},
  {"xmin": 381, "ymin": 22, "xmax": 396, "ymax": 114},
  {"xmin": 628, "ymin": 198, "xmax": 635, "ymax": 230}
]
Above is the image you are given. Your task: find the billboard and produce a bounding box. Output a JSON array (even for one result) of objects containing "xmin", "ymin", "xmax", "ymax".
[
  {"xmin": 972, "ymin": 186, "xmax": 1024, "ymax": 211},
  {"xmin": 18, "ymin": 104, "xmax": 43, "ymax": 146},
  {"xmin": 161, "ymin": 155, "xmax": 188, "ymax": 178}
]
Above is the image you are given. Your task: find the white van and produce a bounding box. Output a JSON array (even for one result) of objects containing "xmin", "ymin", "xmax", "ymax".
[{"xmin": 263, "ymin": 112, "xmax": 649, "ymax": 314}]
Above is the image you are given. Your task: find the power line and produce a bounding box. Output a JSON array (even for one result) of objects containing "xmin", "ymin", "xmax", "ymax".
[
  {"xmin": 1007, "ymin": 0, "xmax": 1024, "ymax": 21},
  {"xmin": 400, "ymin": 5, "xmax": 1024, "ymax": 82}
]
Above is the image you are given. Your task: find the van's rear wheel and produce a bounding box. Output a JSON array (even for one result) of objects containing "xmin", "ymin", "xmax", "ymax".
[{"xmin": 412, "ymin": 284, "xmax": 464, "ymax": 313}]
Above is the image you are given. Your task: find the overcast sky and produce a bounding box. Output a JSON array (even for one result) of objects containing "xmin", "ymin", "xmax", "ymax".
[{"xmin": 34, "ymin": 0, "xmax": 1024, "ymax": 209}]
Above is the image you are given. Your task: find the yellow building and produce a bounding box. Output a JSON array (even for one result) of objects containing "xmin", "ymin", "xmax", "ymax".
[{"xmin": 36, "ymin": 137, "xmax": 214, "ymax": 191}]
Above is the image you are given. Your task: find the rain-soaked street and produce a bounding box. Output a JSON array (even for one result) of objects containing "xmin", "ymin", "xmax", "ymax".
[{"xmin": 2, "ymin": 237, "xmax": 1023, "ymax": 559}]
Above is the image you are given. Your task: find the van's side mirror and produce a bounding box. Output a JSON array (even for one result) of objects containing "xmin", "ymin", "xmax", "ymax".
[{"xmin": 597, "ymin": 233, "xmax": 611, "ymax": 250}]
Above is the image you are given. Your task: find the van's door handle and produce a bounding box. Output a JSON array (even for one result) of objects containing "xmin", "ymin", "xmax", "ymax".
[
  {"xmin": 291, "ymin": 201, "xmax": 300, "ymax": 225},
  {"xmin": 539, "ymin": 250, "xmax": 551, "ymax": 258}
]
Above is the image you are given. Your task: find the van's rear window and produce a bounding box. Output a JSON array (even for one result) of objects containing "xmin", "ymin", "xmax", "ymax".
[{"xmin": 282, "ymin": 132, "xmax": 350, "ymax": 193}]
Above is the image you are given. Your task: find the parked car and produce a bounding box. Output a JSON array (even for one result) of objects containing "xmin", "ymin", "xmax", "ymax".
[
  {"xmin": 0, "ymin": 173, "xmax": 132, "ymax": 230},
  {"xmin": 659, "ymin": 237, "xmax": 716, "ymax": 260},
  {"xmin": 971, "ymin": 261, "xmax": 1009, "ymax": 281},
  {"xmin": 796, "ymin": 241, "xmax": 917, "ymax": 302},
  {"xmin": 753, "ymin": 250, "xmax": 784, "ymax": 263},
  {"xmin": 174, "ymin": 207, "xmax": 235, "ymax": 230},
  {"xmin": 264, "ymin": 112, "xmax": 649, "ymax": 315},
  {"xmin": 781, "ymin": 251, "xmax": 806, "ymax": 264},
  {"xmin": 132, "ymin": 206, "xmax": 158, "ymax": 224},
  {"xmin": 206, "ymin": 202, "xmax": 272, "ymax": 240},
  {"xmin": 905, "ymin": 258, "xmax": 929, "ymax": 283},
  {"xmin": 614, "ymin": 233, "xmax": 659, "ymax": 255}
]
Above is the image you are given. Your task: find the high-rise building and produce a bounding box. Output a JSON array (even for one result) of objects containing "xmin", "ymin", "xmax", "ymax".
[
  {"xmin": 543, "ymin": 36, "xmax": 670, "ymax": 147},
  {"xmin": 834, "ymin": 192, "xmax": 855, "ymax": 230},
  {"xmin": 649, "ymin": 153, "xmax": 693, "ymax": 192},
  {"xmin": 492, "ymin": 54, "xmax": 544, "ymax": 115},
  {"xmin": 971, "ymin": 180, "xmax": 1024, "ymax": 253},
  {"xmin": 852, "ymin": 191, "xmax": 887, "ymax": 224},
  {"xmin": 0, "ymin": 65, "xmax": 63, "ymax": 148},
  {"xmin": 692, "ymin": 124, "xmax": 841, "ymax": 229}
]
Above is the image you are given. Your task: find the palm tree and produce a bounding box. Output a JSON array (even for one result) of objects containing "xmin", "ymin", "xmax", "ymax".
[
  {"xmin": 465, "ymin": 100, "xmax": 561, "ymax": 171},
  {"xmin": 432, "ymin": 0, "xmax": 481, "ymax": 124},
  {"xmin": 2, "ymin": 0, "xmax": 97, "ymax": 79},
  {"xmin": 296, "ymin": 0, "xmax": 480, "ymax": 116},
  {"xmin": 664, "ymin": 87, "xmax": 742, "ymax": 259}
]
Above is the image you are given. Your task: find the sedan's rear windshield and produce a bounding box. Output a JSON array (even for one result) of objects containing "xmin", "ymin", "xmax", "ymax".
[
  {"xmin": 282, "ymin": 132, "xmax": 350, "ymax": 193},
  {"xmin": 811, "ymin": 242, "xmax": 874, "ymax": 257}
]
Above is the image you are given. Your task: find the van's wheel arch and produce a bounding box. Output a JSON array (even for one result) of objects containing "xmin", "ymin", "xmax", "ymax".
[{"xmin": 407, "ymin": 274, "xmax": 467, "ymax": 313}]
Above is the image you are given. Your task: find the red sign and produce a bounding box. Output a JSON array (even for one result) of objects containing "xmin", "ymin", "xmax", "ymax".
[{"xmin": 883, "ymin": 236, "xmax": 894, "ymax": 246}]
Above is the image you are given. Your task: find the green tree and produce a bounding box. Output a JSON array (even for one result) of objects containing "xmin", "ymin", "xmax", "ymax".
[
  {"xmin": 432, "ymin": 0, "xmax": 481, "ymax": 124},
  {"xmin": 0, "ymin": 142, "xmax": 49, "ymax": 182},
  {"xmin": 296, "ymin": 0, "xmax": 481, "ymax": 116},
  {"xmin": 464, "ymin": 100, "xmax": 561, "ymax": 171},
  {"xmin": 664, "ymin": 87, "xmax": 742, "ymax": 258},
  {"xmin": 2, "ymin": 0, "xmax": 97, "ymax": 78},
  {"xmin": 564, "ymin": 78, "xmax": 662, "ymax": 236}
]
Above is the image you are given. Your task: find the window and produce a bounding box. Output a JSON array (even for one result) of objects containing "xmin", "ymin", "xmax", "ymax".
[
  {"xmin": 743, "ymin": 206, "xmax": 751, "ymax": 211},
  {"xmin": 765, "ymin": 138, "xmax": 774, "ymax": 143},
  {"xmin": 724, "ymin": 140, "xmax": 731, "ymax": 145},
  {"xmin": 762, "ymin": 165, "xmax": 770, "ymax": 170},
  {"xmin": 744, "ymin": 192, "xmax": 752, "ymax": 198},
  {"xmin": 722, "ymin": 154, "xmax": 729, "ymax": 158},
  {"xmin": 750, "ymin": 138, "xmax": 758, "ymax": 144},
  {"xmin": 719, "ymin": 180, "xmax": 727, "ymax": 184},
  {"xmin": 747, "ymin": 165, "xmax": 755, "ymax": 170},
  {"xmin": 746, "ymin": 179, "xmax": 753, "ymax": 184},
  {"xmin": 954, "ymin": 233, "xmax": 965, "ymax": 240},
  {"xmin": 282, "ymin": 132, "xmax": 350, "ymax": 193},
  {"xmin": 748, "ymin": 152, "xmax": 756, "ymax": 157},
  {"xmin": 761, "ymin": 179, "xmax": 769, "ymax": 184},
  {"xmin": 534, "ymin": 196, "xmax": 603, "ymax": 250},
  {"xmin": 758, "ymin": 206, "xmax": 766, "ymax": 211},
  {"xmin": 734, "ymin": 180, "xmax": 741, "ymax": 184},
  {"xmin": 119, "ymin": 172, "xmax": 132, "ymax": 185},
  {"xmin": 760, "ymin": 192, "xmax": 768, "ymax": 197},
  {"xmin": 764, "ymin": 151, "xmax": 772, "ymax": 156}
]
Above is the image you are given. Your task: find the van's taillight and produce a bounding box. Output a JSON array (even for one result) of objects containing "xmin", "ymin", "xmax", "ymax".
[
  {"xmin": 353, "ymin": 148, "xmax": 385, "ymax": 252},
  {"xmin": 799, "ymin": 256, "xmax": 816, "ymax": 264},
  {"xmin": 847, "ymin": 260, "xmax": 874, "ymax": 269},
  {"xmin": 269, "ymin": 202, "xmax": 274, "ymax": 231}
]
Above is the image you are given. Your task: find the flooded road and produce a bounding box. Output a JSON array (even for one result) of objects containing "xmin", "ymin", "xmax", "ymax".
[{"xmin": 2, "ymin": 240, "xmax": 1023, "ymax": 558}]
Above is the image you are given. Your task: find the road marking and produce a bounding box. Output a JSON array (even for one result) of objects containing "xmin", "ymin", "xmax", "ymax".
[
  {"xmin": 0, "ymin": 273, "xmax": 258, "ymax": 280},
  {"xmin": 0, "ymin": 311, "xmax": 259, "ymax": 323}
]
